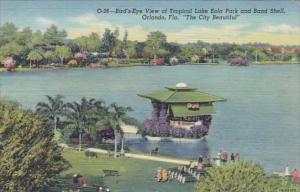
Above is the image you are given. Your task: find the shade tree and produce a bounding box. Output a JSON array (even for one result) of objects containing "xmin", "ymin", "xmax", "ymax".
[
  {"xmin": 195, "ymin": 162, "xmax": 299, "ymax": 192},
  {"xmin": 27, "ymin": 49, "xmax": 44, "ymax": 68},
  {"xmin": 43, "ymin": 25, "xmax": 67, "ymax": 46},
  {"xmin": 144, "ymin": 31, "xmax": 167, "ymax": 61},
  {"xmin": 55, "ymin": 45, "xmax": 71, "ymax": 65},
  {"xmin": 0, "ymin": 99, "xmax": 68, "ymax": 191}
]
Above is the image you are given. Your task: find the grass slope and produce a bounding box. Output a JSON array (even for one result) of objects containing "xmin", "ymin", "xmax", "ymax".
[{"xmin": 61, "ymin": 149, "xmax": 194, "ymax": 192}]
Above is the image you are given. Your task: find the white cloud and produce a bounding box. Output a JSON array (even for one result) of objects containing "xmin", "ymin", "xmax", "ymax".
[
  {"xmin": 65, "ymin": 13, "xmax": 299, "ymax": 45},
  {"xmin": 262, "ymin": 24, "xmax": 300, "ymax": 34},
  {"xmin": 67, "ymin": 21, "xmax": 116, "ymax": 38},
  {"xmin": 66, "ymin": 13, "xmax": 150, "ymax": 40},
  {"xmin": 67, "ymin": 13, "xmax": 248, "ymax": 42},
  {"xmin": 166, "ymin": 24, "xmax": 249, "ymax": 43},
  {"xmin": 35, "ymin": 17, "xmax": 56, "ymax": 26},
  {"xmin": 68, "ymin": 13, "xmax": 98, "ymax": 25}
]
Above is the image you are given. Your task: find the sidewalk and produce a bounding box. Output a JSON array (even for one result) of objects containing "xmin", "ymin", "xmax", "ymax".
[
  {"xmin": 75, "ymin": 146, "xmax": 193, "ymax": 165},
  {"xmin": 59, "ymin": 143, "xmax": 195, "ymax": 165}
]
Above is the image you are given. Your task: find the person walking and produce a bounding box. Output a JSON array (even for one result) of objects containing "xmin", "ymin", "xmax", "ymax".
[
  {"xmin": 217, "ymin": 150, "xmax": 221, "ymax": 160},
  {"xmin": 234, "ymin": 153, "xmax": 240, "ymax": 162},
  {"xmin": 291, "ymin": 169, "xmax": 299, "ymax": 183},
  {"xmin": 284, "ymin": 165, "xmax": 290, "ymax": 176},
  {"xmin": 198, "ymin": 155, "xmax": 203, "ymax": 163},
  {"xmin": 223, "ymin": 151, "xmax": 228, "ymax": 163},
  {"xmin": 231, "ymin": 153, "xmax": 235, "ymax": 162}
]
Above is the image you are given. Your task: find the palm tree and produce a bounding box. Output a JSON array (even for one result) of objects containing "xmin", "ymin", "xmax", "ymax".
[
  {"xmin": 27, "ymin": 49, "xmax": 43, "ymax": 68},
  {"xmin": 98, "ymin": 113, "xmax": 119, "ymax": 158},
  {"xmin": 85, "ymin": 98, "xmax": 107, "ymax": 141},
  {"xmin": 65, "ymin": 97, "xmax": 106, "ymax": 151},
  {"xmin": 36, "ymin": 95, "xmax": 65, "ymax": 133},
  {"xmin": 110, "ymin": 103, "xmax": 133, "ymax": 155},
  {"xmin": 66, "ymin": 98, "xmax": 88, "ymax": 151}
]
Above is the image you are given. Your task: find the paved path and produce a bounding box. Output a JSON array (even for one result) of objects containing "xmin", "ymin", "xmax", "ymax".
[
  {"xmin": 124, "ymin": 153, "xmax": 192, "ymax": 165},
  {"xmin": 86, "ymin": 147, "xmax": 193, "ymax": 165},
  {"xmin": 59, "ymin": 143, "xmax": 194, "ymax": 165}
]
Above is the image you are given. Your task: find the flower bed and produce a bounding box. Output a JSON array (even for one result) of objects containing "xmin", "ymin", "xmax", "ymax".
[{"xmin": 143, "ymin": 102, "xmax": 211, "ymax": 139}]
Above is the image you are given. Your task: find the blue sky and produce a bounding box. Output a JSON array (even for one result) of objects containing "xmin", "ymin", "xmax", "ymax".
[{"xmin": 0, "ymin": 0, "xmax": 299, "ymax": 45}]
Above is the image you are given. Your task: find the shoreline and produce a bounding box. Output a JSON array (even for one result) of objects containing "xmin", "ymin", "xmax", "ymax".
[
  {"xmin": 1, "ymin": 62, "xmax": 299, "ymax": 73},
  {"xmin": 60, "ymin": 143, "xmax": 194, "ymax": 165},
  {"xmin": 144, "ymin": 135, "xmax": 203, "ymax": 142},
  {"xmin": 62, "ymin": 144, "xmax": 291, "ymax": 176}
]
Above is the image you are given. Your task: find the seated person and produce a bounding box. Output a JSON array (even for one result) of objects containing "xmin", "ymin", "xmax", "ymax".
[
  {"xmin": 155, "ymin": 169, "xmax": 162, "ymax": 182},
  {"xmin": 197, "ymin": 163, "xmax": 203, "ymax": 171},
  {"xmin": 162, "ymin": 169, "xmax": 168, "ymax": 182}
]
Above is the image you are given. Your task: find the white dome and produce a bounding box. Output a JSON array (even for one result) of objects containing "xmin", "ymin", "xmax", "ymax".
[
  {"xmin": 176, "ymin": 82, "xmax": 187, "ymax": 88},
  {"xmin": 195, "ymin": 121, "xmax": 202, "ymax": 126}
]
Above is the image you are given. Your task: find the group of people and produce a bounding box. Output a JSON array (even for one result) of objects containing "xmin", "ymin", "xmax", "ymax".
[
  {"xmin": 95, "ymin": 186, "xmax": 110, "ymax": 192},
  {"xmin": 155, "ymin": 168, "xmax": 169, "ymax": 182},
  {"xmin": 217, "ymin": 150, "xmax": 240, "ymax": 163},
  {"xmin": 73, "ymin": 174, "xmax": 87, "ymax": 189},
  {"xmin": 72, "ymin": 174, "xmax": 110, "ymax": 192},
  {"xmin": 198, "ymin": 155, "xmax": 211, "ymax": 164},
  {"xmin": 284, "ymin": 166, "xmax": 300, "ymax": 183}
]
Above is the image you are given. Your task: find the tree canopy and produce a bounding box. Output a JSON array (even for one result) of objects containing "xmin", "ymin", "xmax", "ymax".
[
  {"xmin": 144, "ymin": 31, "xmax": 167, "ymax": 60},
  {"xmin": 43, "ymin": 25, "xmax": 67, "ymax": 46},
  {"xmin": 0, "ymin": 22, "xmax": 299, "ymax": 67},
  {"xmin": 195, "ymin": 162, "xmax": 299, "ymax": 192},
  {"xmin": 0, "ymin": 99, "xmax": 68, "ymax": 191}
]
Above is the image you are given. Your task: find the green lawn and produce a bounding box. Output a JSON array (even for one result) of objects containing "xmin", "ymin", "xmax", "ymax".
[
  {"xmin": 61, "ymin": 149, "xmax": 194, "ymax": 192},
  {"xmin": 107, "ymin": 63, "xmax": 152, "ymax": 68},
  {"xmin": 0, "ymin": 67, "xmax": 48, "ymax": 73}
]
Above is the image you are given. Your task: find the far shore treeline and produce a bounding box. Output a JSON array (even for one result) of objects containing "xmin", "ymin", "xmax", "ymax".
[{"xmin": 0, "ymin": 22, "xmax": 299, "ymax": 70}]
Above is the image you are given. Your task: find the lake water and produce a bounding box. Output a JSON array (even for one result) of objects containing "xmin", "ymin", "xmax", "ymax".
[{"xmin": 0, "ymin": 64, "xmax": 299, "ymax": 173}]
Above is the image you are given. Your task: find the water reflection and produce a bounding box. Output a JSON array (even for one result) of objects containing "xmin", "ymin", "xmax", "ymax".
[{"xmin": 125, "ymin": 135, "xmax": 210, "ymax": 159}]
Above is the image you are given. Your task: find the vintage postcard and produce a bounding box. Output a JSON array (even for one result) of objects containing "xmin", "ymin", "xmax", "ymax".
[{"xmin": 0, "ymin": 0, "xmax": 299, "ymax": 192}]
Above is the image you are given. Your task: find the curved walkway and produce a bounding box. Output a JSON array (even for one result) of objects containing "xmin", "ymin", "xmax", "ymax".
[
  {"xmin": 86, "ymin": 147, "xmax": 193, "ymax": 165},
  {"xmin": 59, "ymin": 143, "xmax": 194, "ymax": 165}
]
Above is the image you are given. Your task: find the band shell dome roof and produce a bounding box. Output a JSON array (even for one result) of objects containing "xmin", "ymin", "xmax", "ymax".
[{"xmin": 176, "ymin": 82, "xmax": 187, "ymax": 88}]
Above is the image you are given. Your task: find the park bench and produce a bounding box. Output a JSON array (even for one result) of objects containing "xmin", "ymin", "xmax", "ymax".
[
  {"xmin": 102, "ymin": 169, "xmax": 120, "ymax": 177},
  {"xmin": 84, "ymin": 150, "xmax": 98, "ymax": 158},
  {"xmin": 150, "ymin": 147, "xmax": 159, "ymax": 155},
  {"xmin": 169, "ymin": 166, "xmax": 206, "ymax": 183}
]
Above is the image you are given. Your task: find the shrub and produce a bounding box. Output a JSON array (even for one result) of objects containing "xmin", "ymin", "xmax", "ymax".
[
  {"xmin": 155, "ymin": 58, "xmax": 165, "ymax": 65},
  {"xmin": 169, "ymin": 57, "xmax": 179, "ymax": 65},
  {"xmin": 67, "ymin": 59, "xmax": 78, "ymax": 67},
  {"xmin": 229, "ymin": 57, "xmax": 247, "ymax": 66},
  {"xmin": 4, "ymin": 57, "xmax": 17, "ymax": 71},
  {"xmin": 191, "ymin": 55, "xmax": 199, "ymax": 63},
  {"xmin": 74, "ymin": 52, "xmax": 86, "ymax": 61},
  {"xmin": 195, "ymin": 162, "xmax": 299, "ymax": 192},
  {"xmin": 54, "ymin": 130, "xmax": 64, "ymax": 143}
]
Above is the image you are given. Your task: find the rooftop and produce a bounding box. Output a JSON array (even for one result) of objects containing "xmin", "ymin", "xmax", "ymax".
[{"xmin": 138, "ymin": 83, "xmax": 226, "ymax": 103}]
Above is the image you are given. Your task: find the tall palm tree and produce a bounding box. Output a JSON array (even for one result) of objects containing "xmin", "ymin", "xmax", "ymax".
[
  {"xmin": 66, "ymin": 98, "xmax": 88, "ymax": 151},
  {"xmin": 110, "ymin": 103, "xmax": 133, "ymax": 155},
  {"xmin": 36, "ymin": 95, "xmax": 65, "ymax": 133},
  {"xmin": 65, "ymin": 97, "xmax": 106, "ymax": 151},
  {"xmin": 85, "ymin": 98, "xmax": 107, "ymax": 141},
  {"xmin": 98, "ymin": 113, "xmax": 119, "ymax": 158}
]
